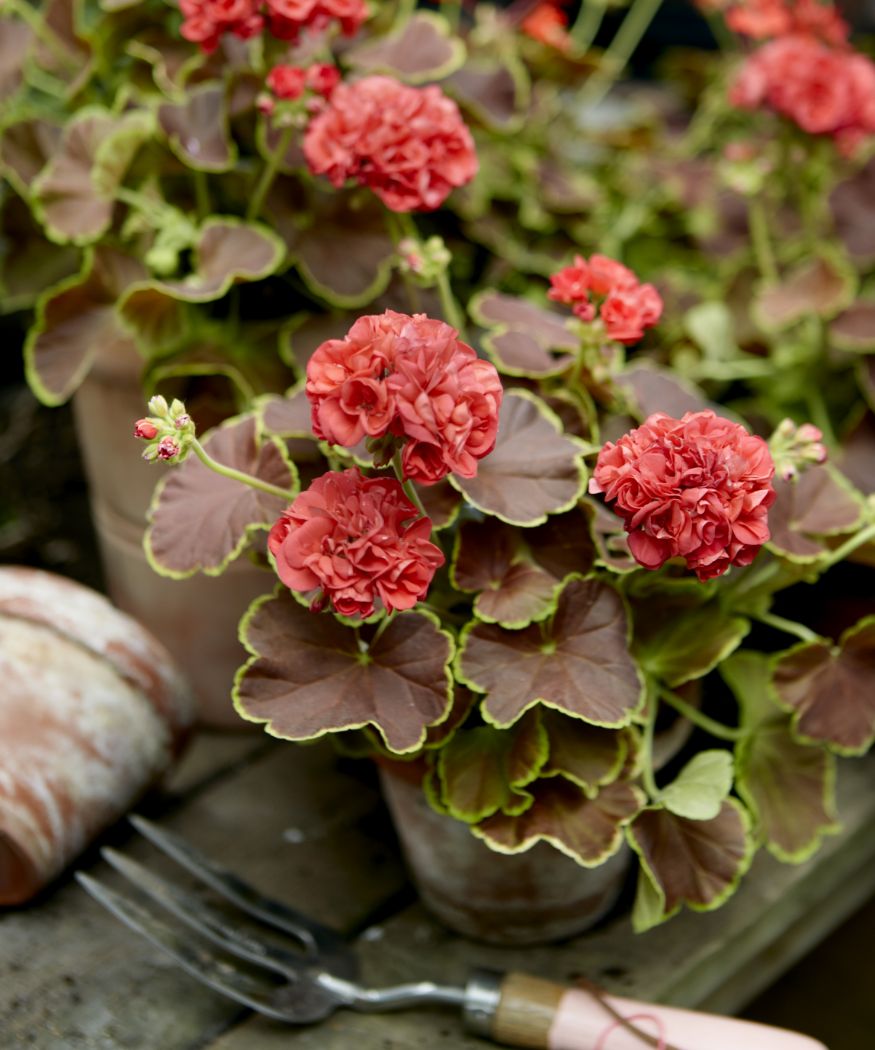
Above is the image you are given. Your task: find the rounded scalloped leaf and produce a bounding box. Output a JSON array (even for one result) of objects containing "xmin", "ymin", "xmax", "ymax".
[
  {"xmin": 770, "ymin": 616, "xmax": 875, "ymax": 756},
  {"xmin": 627, "ymin": 799, "xmax": 754, "ymax": 932},
  {"xmin": 767, "ymin": 465, "xmax": 864, "ymax": 563},
  {"xmin": 541, "ymin": 709, "xmax": 630, "ymax": 797},
  {"xmin": 145, "ymin": 414, "xmax": 296, "ymax": 579},
  {"xmin": 235, "ymin": 596, "xmax": 454, "ymax": 754},
  {"xmin": 473, "ymin": 779, "xmax": 644, "ymax": 867},
  {"xmin": 616, "ymin": 362, "xmax": 713, "ymax": 421},
  {"xmin": 0, "ymin": 118, "xmax": 62, "ymax": 199},
  {"xmin": 259, "ymin": 386, "xmax": 315, "ymax": 438},
  {"xmin": 24, "ymin": 246, "xmax": 145, "ymax": 406},
  {"xmin": 736, "ymin": 719, "xmax": 838, "ymax": 863},
  {"xmin": 754, "ymin": 252, "xmax": 857, "ymax": 332},
  {"xmin": 830, "ymin": 300, "xmax": 875, "ymax": 353},
  {"xmin": 469, "ymin": 291, "xmax": 577, "ymax": 378},
  {"xmin": 345, "ymin": 12, "xmax": 466, "ymax": 84},
  {"xmin": 450, "ymin": 389, "xmax": 587, "ymax": 526},
  {"xmin": 657, "ymin": 750, "xmax": 734, "ymax": 822},
  {"xmin": 414, "ymin": 479, "xmax": 461, "ymax": 531},
  {"xmin": 445, "ymin": 55, "xmax": 529, "ymax": 133},
  {"xmin": 458, "ymin": 576, "xmax": 644, "ymax": 730},
  {"xmin": 435, "ymin": 713, "xmax": 548, "ymax": 824},
  {"xmin": 582, "ymin": 497, "xmax": 638, "ymax": 574},
  {"xmin": 0, "ymin": 195, "xmax": 81, "ymax": 314},
  {"xmin": 157, "ymin": 83, "xmax": 236, "ymax": 171},
  {"xmin": 0, "ymin": 17, "xmax": 33, "ymax": 102}
]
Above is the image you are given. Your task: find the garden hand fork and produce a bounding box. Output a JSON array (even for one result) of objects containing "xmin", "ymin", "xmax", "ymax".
[{"xmin": 77, "ymin": 815, "xmax": 827, "ymax": 1050}]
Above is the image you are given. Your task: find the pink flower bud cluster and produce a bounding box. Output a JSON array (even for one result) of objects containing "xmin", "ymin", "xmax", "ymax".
[
  {"xmin": 769, "ymin": 419, "xmax": 828, "ymax": 481},
  {"xmin": 590, "ymin": 410, "xmax": 776, "ymax": 581},
  {"xmin": 178, "ymin": 0, "xmax": 367, "ymax": 54},
  {"xmin": 548, "ymin": 254, "xmax": 663, "ymax": 345},
  {"xmin": 303, "ymin": 76, "xmax": 478, "ymax": 213},
  {"xmin": 268, "ymin": 468, "xmax": 444, "ymax": 618},
  {"xmin": 134, "ymin": 397, "xmax": 195, "ymax": 464},
  {"xmin": 258, "ymin": 63, "xmax": 341, "ymax": 115},
  {"xmin": 305, "ymin": 310, "xmax": 503, "ymax": 486}
]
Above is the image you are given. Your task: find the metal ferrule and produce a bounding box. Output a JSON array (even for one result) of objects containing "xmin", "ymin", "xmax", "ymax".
[{"xmin": 462, "ymin": 968, "xmax": 503, "ymax": 1038}]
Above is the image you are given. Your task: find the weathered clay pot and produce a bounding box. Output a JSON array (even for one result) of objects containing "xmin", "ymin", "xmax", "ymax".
[
  {"xmin": 378, "ymin": 764, "xmax": 631, "ymax": 946},
  {"xmin": 71, "ymin": 340, "xmax": 272, "ymax": 727},
  {"xmin": 0, "ymin": 567, "xmax": 195, "ymax": 905}
]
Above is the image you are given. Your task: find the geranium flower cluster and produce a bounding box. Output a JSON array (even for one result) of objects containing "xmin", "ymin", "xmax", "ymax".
[
  {"xmin": 268, "ymin": 469, "xmax": 444, "ymax": 618},
  {"xmin": 716, "ymin": 0, "xmax": 848, "ymax": 44},
  {"xmin": 520, "ymin": 2, "xmax": 573, "ymax": 53},
  {"xmin": 303, "ymin": 76, "xmax": 478, "ymax": 213},
  {"xmin": 178, "ymin": 0, "xmax": 366, "ymax": 53},
  {"xmin": 590, "ymin": 410, "xmax": 776, "ymax": 581},
  {"xmin": 306, "ymin": 310, "xmax": 503, "ymax": 486},
  {"xmin": 266, "ymin": 63, "xmax": 339, "ymax": 101},
  {"xmin": 548, "ymin": 254, "xmax": 663, "ymax": 345}
]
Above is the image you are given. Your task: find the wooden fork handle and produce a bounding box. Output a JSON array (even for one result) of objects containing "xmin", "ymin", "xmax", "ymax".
[{"xmin": 463, "ymin": 970, "xmax": 827, "ymax": 1050}]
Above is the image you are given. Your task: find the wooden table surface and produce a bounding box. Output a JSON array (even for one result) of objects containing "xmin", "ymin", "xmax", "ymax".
[{"xmin": 2, "ymin": 729, "xmax": 874, "ymax": 1050}]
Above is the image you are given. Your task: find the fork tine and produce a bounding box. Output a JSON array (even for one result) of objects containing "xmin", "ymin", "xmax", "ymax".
[
  {"xmin": 129, "ymin": 815, "xmax": 357, "ymax": 978},
  {"xmin": 101, "ymin": 848, "xmax": 308, "ymax": 979},
  {"xmin": 75, "ymin": 872, "xmax": 297, "ymax": 1023}
]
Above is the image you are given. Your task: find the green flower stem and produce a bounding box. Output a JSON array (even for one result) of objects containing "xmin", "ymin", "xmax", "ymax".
[
  {"xmin": 384, "ymin": 212, "xmax": 422, "ymax": 312},
  {"xmin": 820, "ymin": 521, "xmax": 875, "ymax": 571},
  {"xmin": 720, "ymin": 555, "xmax": 781, "ymax": 602},
  {"xmin": 391, "ymin": 452, "xmax": 428, "ymax": 518},
  {"xmin": 194, "ymin": 170, "xmax": 210, "ymax": 221},
  {"xmin": 370, "ymin": 609, "xmax": 397, "ymax": 648},
  {"xmin": 571, "ymin": 0, "xmax": 607, "ymax": 53},
  {"xmin": 705, "ymin": 11, "xmax": 735, "ymax": 51},
  {"xmin": 659, "ymin": 686, "xmax": 744, "ymax": 743},
  {"xmin": 641, "ymin": 687, "xmax": 660, "ymax": 801},
  {"xmin": 6, "ymin": 0, "xmax": 79, "ymax": 71},
  {"xmin": 247, "ymin": 125, "xmax": 295, "ymax": 223},
  {"xmin": 750, "ymin": 609, "xmax": 821, "ymax": 644},
  {"xmin": 393, "ymin": 0, "xmax": 417, "ymax": 30},
  {"xmin": 746, "ymin": 195, "xmax": 779, "ymax": 284},
  {"xmin": 435, "ymin": 268, "xmax": 466, "ymax": 335},
  {"xmin": 578, "ymin": 0, "xmax": 664, "ymax": 111},
  {"xmin": 191, "ymin": 438, "xmax": 296, "ymax": 502}
]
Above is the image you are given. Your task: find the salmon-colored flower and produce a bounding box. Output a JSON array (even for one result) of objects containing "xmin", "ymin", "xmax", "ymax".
[
  {"xmin": 305, "ymin": 63, "xmax": 341, "ymax": 98},
  {"xmin": 723, "ymin": 0, "xmax": 848, "ymax": 45},
  {"xmin": 265, "ymin": 0, "xmax": 367, "ymax": 41},
  {"xmin": 600, "ymin": 283, "xmax": 664, "ymax": 345},
  {"xmin": 590, "ymin": 411, "xmax": 776, "ymax": 581},
  {"xmin": 266, "ymin": 64, "xmax": 306, "ymax": 99},
  {"xmin": 521, "ymin": 3, "xmax": 572, "ymax": 53},
  {"xmin": 303, "ymin": 75, "xmax": 478, "ymax": 212},
  {"xmin": 268, "ymin": 469, "xmax": 444, "ymax": 617},
  {"xmin": 178, "ymin": 0, "xmax": 263, "ymax": 52}
]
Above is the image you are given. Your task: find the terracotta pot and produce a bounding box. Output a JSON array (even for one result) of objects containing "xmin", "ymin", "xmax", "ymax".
[
  {"xmin": 71, "ymin": 341, "xmax": 272, "ymax": 727},
  {"xmin": 378, "ymin": 764, "xmax": 631, "ymax": 946}
]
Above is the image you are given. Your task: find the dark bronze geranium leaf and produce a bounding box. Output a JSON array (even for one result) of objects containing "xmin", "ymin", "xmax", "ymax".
[
  {"xmin": 0, "ymin": 17, "xmax": 32, "ymax": 99},
  {"xmin": 617, "ymin": 362, "xmax": 712, "ymax": 421},
  {"xmin": 830, "ymin": 158, "xmax": 875, "ymax": 268},
  {"xmin": 470, "ymin": 291, "xmax": 577, "ymax": 377},
  {"xmin": 755, "ymin": 253, "xmax": 856, "ymax": 331},
  {"xmin": 146, "ymin": 414, "xmax": 296, "ymax": 577},
  {"xmin": 236, "ymin": 598, "xmax": 454, "ymax": 753},
  {"xmin": 474, "ymin": 779, "xmax": 644, "ymax": 866},
  {"xmin": 459, "ymin": 577, "xmax": 643, "ymax": 729},
  {"xmin": 0, "ymin": 118, "xmax": 61, "ymax": 198},
  {"xmin": 768, "ymin": 465, "xmax": 863, "ymax": 561},
  {"xmin": 345, "ymin": 12, "xmax": 466, "ymax": 84},
  {"xmin": 414, "ymin": 479, "xmax": 461, "ymax": 530},
  {"xmin": 158, "ymin": 83, "xmax": 236, "ymax": 171},
  {"xmin": 445, "ymin": 60, "xmax": 527, "ymax": 131},
  {"xmin": 0, "ymin": 195, "xmax": 79, "ymax": 312},
  {"xmin": 436, "ymin": 712, "xmax": 547, "ymax": 823},
  {"xmin": 260, "ymin": 387, "xmax": 314, "ymax": 437},
  {"xmin": 24, "ymin": 246, "xmax": 145, "ymax": 405},
  {"xmin": 830, "ymin": 300, "xmax": 875, "ymax": 352},
  {"xmin": 541, "ymin": 709, "xmax": 630, "ymax": 795},
  {"xmin": 627, "ymin": 801, "xmax": 754, "ymax": 931},
  {"xmin": 583, "ymin": 496, "xmax": 637, "ymax": 573},
  {"xmin": 452, "ymin": 509, "xmax": 594, "ymax": 627},
  {"xmin": 771, "ymin": 616, "xmax": 875, "ymax": 755},
  {"xmin": 452, "ymin": 390, "xmax": 587, "ymax": 526}
]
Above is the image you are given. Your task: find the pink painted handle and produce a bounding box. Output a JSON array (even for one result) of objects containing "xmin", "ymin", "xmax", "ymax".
[{"xmin": 548, "ymin": 987, "xmax": 827, "ymax": 1050}]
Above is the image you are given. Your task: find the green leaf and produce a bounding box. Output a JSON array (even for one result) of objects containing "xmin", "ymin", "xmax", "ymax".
[
  {"xmin": 451, "ymin": 389, "xmax": 588, "ymax": 527},
  {"xmin": 235, "ymin": 597, "xmax": 455, "ymax": 754},
  {"xmin": 658, "ymin": 750, "xmax": 734, "ymax": 821},
  {"xmin": 345, "ymin": 12, "xmax": 466, "ymax": 84},
  {"xmin": 684, "ymin": 301, "xmax": 737, "ymax": 361},
  {"xmin": 473, "ymin": 779, "xmax": 644, "ymax": 867},
  {"xmin": 627, "ymin": 800, "xmax": 754, "ymax": 931},
  {"xmin": 458, "ymin": 576, "xmax": 644, "ymax": 730}
]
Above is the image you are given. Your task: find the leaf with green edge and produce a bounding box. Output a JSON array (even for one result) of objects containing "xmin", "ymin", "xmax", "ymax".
[
  {"xmin": 0, "ymin": 118, "xmax": 61, "ymax": 199},
  {"xmin": 840, "ymin": 412, "xmax": 875, "ymax": 498},
  {"xmin": 451, "ymin": 389, "xmax": 587, "ymax": 527},
  {"xmin": 0, "ymin": 17, "xmax": 33, "ymax": 100},
  {"xmin": 633, "ymin": 594, "xmax": 750, "ymax": 688},
  {"xmin": 235, "ymin": 595, "xmax": 454, "ymax": 754},
  {"xmin": 767, "ymin": 465, "xmax": 864, "ymax": 562},
  {"xmin": 145, "ymin": 414, "xmax": 297, "ymax": 578},
  {"xmin": 280, "ymin": 311, "xmax": 354, "ymax": 375},
  {"xmin": 473, "ymin": 779, "xmax": 644, "ymax": 867},
  {"xmin": 345, "ymin": 12, "xmax": 466, "ymax": 84},
  {"xmin": 0, "ymin": 195, "xmax": 80, "ymax": 313},
  {"xmin": 445, "ymin": 58, "xmax": 528, "ymax": 132},
  {"xmin": 422, "ymin": 684, "xmax": 477, "ymax": 750},
  {"xmin": 24, "ymin": 246, "xmax": 145, "ymax": 405},
  {"xmin": 31, "ymin": 109, "xmax": 145, "ymax": 245},
  {"xmin": 861, "ymin": 357, "xmax": 875, "ymax": 415},
  {"xmin": 771, "ymin": 616, "xmax": 875, "ymax": 756},
  {"xmin": 157, "ymin": 83, "xmax": 236, "ymax": 171},
  {"xmin": 117, "ymin": 284, "xmax": 187, "ymax": 350},
  {"xmin": 126, "ymin": 32, "xmax": 204, "ymax": 97},
  {"xmin": 260, "ymin": 386, "xmax": 315, "ymax": 438},
  {"xmin": 582, "ymin": 496, "xmax": 637, "ymax": 573},
  {"xmin": 616, "ymin": 362, "xmax": 712, "ymax": 421},
  {"xmin": 436, "ymin": 712, "xmax": 548, "ymax": 824},
  {"xmin": 470, "ymin": 291, "xmax": 577, "ymax": 378},
  {"xmin": 458, "ymin": 576, "xmax": 644, "ymax": 730},
  {"xmin": 830, "ymin": 160, "xmax": 875, "ymax": 269},
  {"xmin": 830, "ymin": 300, "xmax": 875, "ymax": 353},
  {"xmin": 290, "ymin": 193, "xmax": 395, "ymax": 308},
  {"xmin": 658, "ymin": 750, "xmax": 734, "ymax": 821},
  {"xmin": 720, "ymin": 649, "xmax": 781, "ymax": 728},
  {"xmin": 541, "ymin": 708, "xmax": 630, "ymax": 797},
  {"xmin": 451, "ymin": 509, "xmax": 594, "ymax": 628},
  {"xmin": 415, "ymin": 479, "xmax": 461, "ymax": 531},
  {"xmin": 754, "ymin": 252, "xmax": 857, "ymax": 331},
  {"xmin": 627, "ymin": 800, "xmax": 754, "ymax": 932}
]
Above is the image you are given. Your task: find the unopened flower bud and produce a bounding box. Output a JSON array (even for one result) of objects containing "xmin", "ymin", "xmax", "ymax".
[
  {"xmin": 134, "ymin": 419, "xmax": 159, "ymax": 440},
  {"xmin": 770, "ymin": 418, "xmax": 828, "ymax": 482},
  {"xmin": 157, "ymin": 436, "xmax": 180, "ymax": 461},
  {"xmin": 256, "ymin": 93, "xmax": 275, "ymax": 117},
  {"xmin": 309, "ymin": 592, "xmax": 327, "ymax": 614},
  {"xmin": 148, "ymin": 395, "xmax": 170, "ymax": 417},
  {"xmin": 796, "ymin": 424, "xmax": 823, "ymax": 444},
  {"xmin": 174, "ymin": 414, "xmax": 191, "ymax": 430}
]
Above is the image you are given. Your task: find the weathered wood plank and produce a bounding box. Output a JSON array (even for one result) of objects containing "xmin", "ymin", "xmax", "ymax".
[
  {"xmin": 0, "ymin": 740, "xmax": 407, "ymax": 1050},
  {"xmin": 208, "ymin": 754, "xmax": 875, "ymax": 1050}
]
